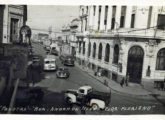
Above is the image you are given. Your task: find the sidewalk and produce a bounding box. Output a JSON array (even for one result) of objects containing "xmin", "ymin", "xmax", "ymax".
[{"xmin": 75, "ymin": 63, "xmax": 165, "ymax": 98}]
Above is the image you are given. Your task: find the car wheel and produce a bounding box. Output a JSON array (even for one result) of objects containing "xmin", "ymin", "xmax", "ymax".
[
  {"xmin": 91, "ymin": 103, "xmax": 99, "ymax": 111},
  {"xmin": 66, "ymin": 97, "xmax": 72, "ymax": 105}
]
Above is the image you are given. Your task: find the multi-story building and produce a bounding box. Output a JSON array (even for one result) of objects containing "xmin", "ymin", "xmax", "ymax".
[
  {"xmin": 70, "ymin": 18, "xmax": 81, "ymax": 56},
  {"xmin": 0, "ymin": 5, "xmax": 27, "ymax": 98},
  {"xmin": 76, "ymin": 5, "xmax": 165, "ymax": 87},
  {"xmin": 0, "ymin": 5, "xmax": 27, "ymax": 44}
]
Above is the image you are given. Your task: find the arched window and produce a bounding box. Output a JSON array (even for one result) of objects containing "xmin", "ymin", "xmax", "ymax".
[
  {"xmin": 79, "ymin": 42, "xmax": 81, "ymax": 53},
  {"xmin": 98, "ymin": 43, "xmax": 102, "ymax": 60},
  {"xmin": 88, "ymin": 42, "xmax": 91, "ymax": 57},
  {"xmin": 113, "ymin": 45, "xmax": 119, "ymax": 64},
  {"xmin": 105, "ymin": 44, "xmax": 110, "ymax": 62},
  {"xmin": 92, "ymin": 43, "xmax": 96, "ymax": 58},
  {"xmin": 83, "ymin": 42, "xmax": 85, "ymax": 55},
  {"xmin": 156, "ymin": 48, "xmax": 165, "ymax": 70}
]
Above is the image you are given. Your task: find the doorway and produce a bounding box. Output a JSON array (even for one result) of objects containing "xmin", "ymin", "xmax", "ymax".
[{"xmin": 127, "ymin": 46, "xmax": 144, "ymax": 83}]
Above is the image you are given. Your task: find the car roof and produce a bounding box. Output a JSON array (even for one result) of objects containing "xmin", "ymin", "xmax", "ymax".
[
  {"xmin": 79, "ymin": 86, "xmax": 92, "ymax": 90},
  {"xmin": 45, "ymin": 55, "xmax": 56, "ymax": 59}
]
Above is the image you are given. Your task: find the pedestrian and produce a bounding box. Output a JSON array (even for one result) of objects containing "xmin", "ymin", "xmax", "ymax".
[
  {"xmin": 104, "ymin": 79, "xmax": 108, "ymax": 87},
  {"xmin": 120, "ymin": 77, "xmax": 125, "ymax": 87},
  {"xmin": 125, "ymin": 74, "xmax": 130, "ymax": 86}
]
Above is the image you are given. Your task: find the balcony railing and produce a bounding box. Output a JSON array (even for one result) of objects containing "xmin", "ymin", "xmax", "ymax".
[{"xmin": 76, "ymin": 27, "xmax": 165, "ymax": 39}]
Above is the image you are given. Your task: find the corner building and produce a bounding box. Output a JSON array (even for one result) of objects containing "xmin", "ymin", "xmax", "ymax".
[
  {"xmin": 0, "ymin": 5, "xmax": 27, "ymax": 44},
  {"xmin": 76, "ymin": 5, "xmax": 165, "ymax": 87}
]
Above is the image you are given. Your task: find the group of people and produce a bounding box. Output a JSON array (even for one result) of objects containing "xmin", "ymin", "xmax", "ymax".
[{"xmin": 120, "ymin": 74, "xmax": 130, "ymax": 87}]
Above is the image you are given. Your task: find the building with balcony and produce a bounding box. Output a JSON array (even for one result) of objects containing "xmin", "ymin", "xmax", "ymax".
[
  {"xmin": 76, "ymin": 5, "xmax": 165, "ymax": 87},
  {"xmin": 70, "ymin": 18, "xmax": 81, "ymax": 56},
  {"xmin": 0, "ymin": 5, "xmax": 27, "ymax": 44}
]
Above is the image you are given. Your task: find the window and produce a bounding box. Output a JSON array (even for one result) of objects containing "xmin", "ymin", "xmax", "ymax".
[
  {"xmin": 131, "ymin": 14, "xmax": 135, "ymax": 28},
  {"xmin": 88, "ymin": 42, "xmax": 91, "ymax": 57},
  {"xmin": 98, "ymin": 43, "xmax": 102, "ymax": 60},
  {"xmin": 92, "ymin": 43, "xmax": 96, "ymax": 58},
  {"xmin": 79, "ymin": 42, "xmax": 81, "ymax": 53},
  {"xmin": 111, "ymin": 6, "xmax": 116, "ymax": 29},
  {"xmin": 120, "ymin": 16, "xmax": 125, "ymax": 28},
  {"xmin": 113, "ymin": 45, "xmax": 119, "ymax": 64},
  {"xmin": 156, "ymin": 48, "xmax": 165, "ymax": 70},
  {"xmin": 86, "ymin": 6, "xmax": 88, "ymax": 14},
  {"xmin": 10, "ymin": 18, "xmax": 19, "ymax": 42},
  {"xmin": 83, "ymin": 42, "xmax": 85, "ymax": 55},
  {"xmin": 98, "ymin": 6, "xmax": 101, "ymax": 30},
  {"xmin": 120, "ymin": 6, "xmax": 126, "ymax": 28},
  {"xmin": 85, "ymin": 18, "xmax": 87, "ymax": 31},
  {"xmin": 105, "ymin": 44, "xmax": 110, "ymax": 62},
  {"xmin": 104, "ymin": 6, "xmax": 108, "ymax": 26},
  {"xmin": 157, "ymin": 14, "xmax": 165, "ymax": 30},
  {"xmin": 111, "ymin": 18, "xmax": 115, "ymax": 29},
  {"xmin": 82, "ymin": 8, "xmax": 84, "ymax": 15},
  {"xmin": 93, "ymin": 6, "xmax": 96, "ymax": 16}
]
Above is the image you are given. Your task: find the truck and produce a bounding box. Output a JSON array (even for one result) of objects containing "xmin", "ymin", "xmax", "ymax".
[{"xmin": 64, "ymin": 86, "xmax": 111, "ymax": 110}]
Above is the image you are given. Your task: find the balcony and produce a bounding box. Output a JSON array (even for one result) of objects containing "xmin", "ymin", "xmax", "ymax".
[
  {"xmin": 76, "ymin": 27, "xmax": 165, "ymax": 40},
  {"xmin": 108, "ymin": 28, "xmax": 165, "ymax": 39}
]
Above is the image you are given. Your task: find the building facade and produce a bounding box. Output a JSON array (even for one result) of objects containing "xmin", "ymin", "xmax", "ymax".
[
  {"xmin": 0, "ymin": 5, "xmax": 27, "ymax": 97},
  {"xmin": 0, "ymin": 5, "xmax": 27, "ymax": 44},
  {"xmin": 70, "ymin": 18, "xmax": 81, "ymax": 56},
  {"xmin": 76, "ymin": 5, "xmax": 165, "ymax": 87}
]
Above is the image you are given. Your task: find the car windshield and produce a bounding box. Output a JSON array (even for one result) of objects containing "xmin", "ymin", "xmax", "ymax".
[
  {"xmin": 79, "ymin": 89, "xmax": 85, "ymax": 94},
  {"xmin": 45, "ymin": 61, "xmax": 55, "ymax": 64}
]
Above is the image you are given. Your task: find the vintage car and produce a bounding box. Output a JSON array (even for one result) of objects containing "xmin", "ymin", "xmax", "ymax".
[
  {"xmin": 59, "ymin": 55, "xmax": 75, "ymax": 66},
  {"xmin": 44, "ymin": 55, "xmax": 57, "ymax": 71},
  {"xmin": 56, "ymin": 67, "xmax": 70, "ymax": 78},
  {"xmin": 64, "ymin": 86, "xmax": 111, "ymax": 110}
]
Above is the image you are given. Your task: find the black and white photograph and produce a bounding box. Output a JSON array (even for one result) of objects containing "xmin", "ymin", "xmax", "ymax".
[{"xmin": 0, "ymin": 1, "xmax": 165, "ymax": 118}]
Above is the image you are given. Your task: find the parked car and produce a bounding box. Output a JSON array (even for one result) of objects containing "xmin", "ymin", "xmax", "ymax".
[
  {"xmin": 45, "ymin": 46, "xmax": 51, "ymax": 53},
  {"xmin": 50, "ymin": 47, "xmax": 58, "ymax": 56},
  {"xmin": 44, "ymin": 55, "xmax": 57, "ymax": 71},
  {"xmin": 15, "ymin": 87, "xmax": 44, "ymax": 105},
  {"xmin": 64, "ymin": 86, "xmax": 111, "ymax": 110},
  {"xmin": 56, "ymin": 67, "xmax": 70, "ymax": 78},
  {"xmin": 60, "ymin": 55, "xmax": 75, "ymax": 66}
]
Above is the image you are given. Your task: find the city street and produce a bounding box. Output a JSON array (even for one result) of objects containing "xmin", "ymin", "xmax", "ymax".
[{"xmin": 13, "ymin": 42, "xmax": 165, "ymax": 115}]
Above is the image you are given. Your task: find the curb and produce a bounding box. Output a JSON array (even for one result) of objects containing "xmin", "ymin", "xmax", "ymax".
[{"xmin": 75, "ymin": 64, "xmax": 155, "ymax": 99}]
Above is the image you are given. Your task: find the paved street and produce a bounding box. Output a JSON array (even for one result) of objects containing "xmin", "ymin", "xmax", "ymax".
[{"xmin": 13, "ymin": 42, "xmax": 165, "ymax": 115}]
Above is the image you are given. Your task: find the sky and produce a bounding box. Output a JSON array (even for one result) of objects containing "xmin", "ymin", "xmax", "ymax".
[{"xmin": 27, "ymin": 5, "xmax": 79, "ymax": 34}]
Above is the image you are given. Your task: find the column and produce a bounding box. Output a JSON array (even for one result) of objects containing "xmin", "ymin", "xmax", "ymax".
[
  {"xmin": 125, "ymin": 6, "xmax": 132, "ymax": 28},
  {"xmin": 150, "ymin": 6, "xmax": 158, "ymax": 27},
  {"xmin": 100, "ymin": 6, "xmax": 105, "ymax": 31},
  {"xmin": 115, "ymin": 6, "xmax": 121, "ymax": 29},
  {"xmin": 94, "ymin": 6, "xmax": 99, "ymax": 31},
  {"xmin": 107, "ymin": 6, "xmax": 113, "ymax": 31}
]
